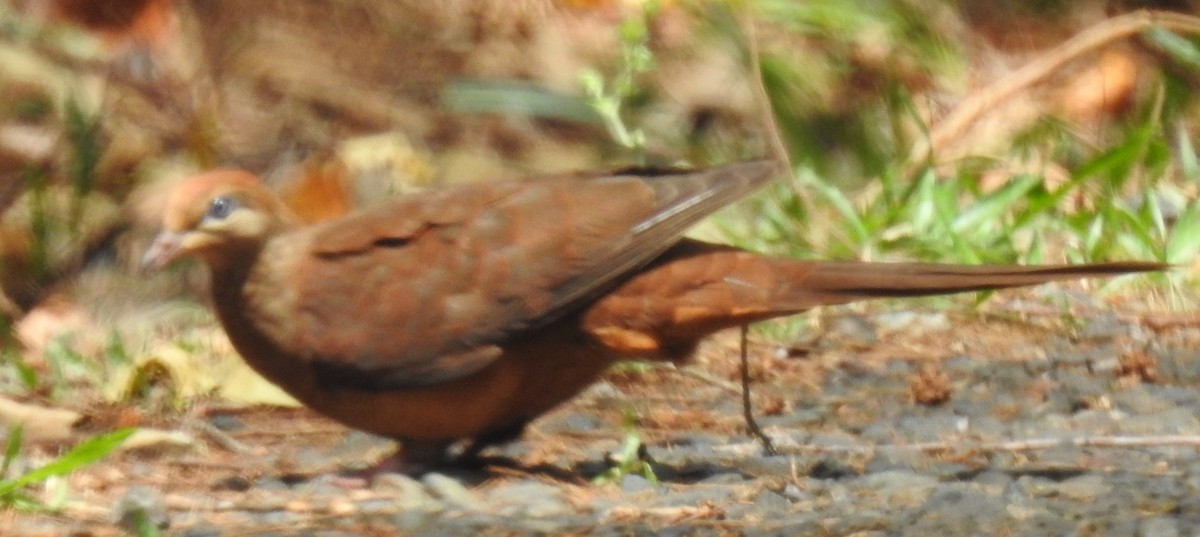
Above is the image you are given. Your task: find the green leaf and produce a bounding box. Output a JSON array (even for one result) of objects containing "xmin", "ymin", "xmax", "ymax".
[
  {"xmin": 0, "ymin": 428, "xmax": 136, "ymax": 499},
  {"xmin": 1167, "ymin": 201, "xmax": 1200, "ymax": 264},
  {"xmin": 1084, "ymin": 214, "xmax": 1106, "ymax": 259},
  {"xmin": 1025, "ymin": 233, "xmax": 1045, "ymax": 265},
  {"xmin": 1109, "ymin": 204, "xmax": 1160, "ymax": 259},
  {"xmin": 800, "ymin": 171, "xmax": 871, "ymax": 251},
  {"xmin": 952, "ymin": 175, "xmax": 1040, "ymax": 234},
  {"xmin": 1145, "ymin": 191, "xmax": 1168, "ymax": 241},
  {"xmin": 1147, "ymin": 27, "xmax": 1200, "ymax": 68},
  {"xmin": 932, "ymin": 179, "xmax": 981, "ymax": 263},
  {"xmin": 131, "ymin": 509, "xmax": 161, "ymax": 537},
  {"xmin": 441, "ymin": 80, "xmax": 602, "ymax": 125},
  {"xmin": 1073, "ymin": 120, "xmax": 1155, "ymax": 183},
  {"xmin": 909, "ymin": 169, "xmax": 938, "ymax": 234},
  {"xmin": 1, "ymin": 424, "xmax": 23, "ymax": 479},
  {"xmin": 1177, "ymin": 124, "xmax": 1199, "ymax": 181}
]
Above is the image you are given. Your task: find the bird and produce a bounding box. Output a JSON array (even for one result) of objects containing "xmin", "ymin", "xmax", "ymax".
[{"xmin": 142, "ymin": 160, "xmax": 1164, "ymax": 470}]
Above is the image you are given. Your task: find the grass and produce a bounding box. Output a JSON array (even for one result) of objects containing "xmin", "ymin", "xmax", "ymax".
[
  {"xmin": 593, "ymin": 410, "xmax": 658, "ymax": 486},
  {"xmin": 567, "ymin": 2, "xmax": 1199, "ymax": 280},
  {"xmin": 724, "ymin": 6, "xmax": 1200, "ymax": 273},
  {"xmin": 579, "ymin": 0, "xmax": 660, "ymax": 163},
  {"xmin": 0, "ymin": 426, "xmax": 136, "ymax": 511}
]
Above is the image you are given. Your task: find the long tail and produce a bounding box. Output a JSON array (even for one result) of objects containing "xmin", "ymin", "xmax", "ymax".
[
  {"xmin": 583, "ymin": 240, "xmax": 1167, "ymax": 352},
  {"xmin": 776, "ymin": 259, "xmax": 1165, "ymax": 309}
]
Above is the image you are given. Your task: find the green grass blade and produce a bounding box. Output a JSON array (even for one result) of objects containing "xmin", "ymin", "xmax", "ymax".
[
  {"xmin": 799, "ymin": 170, "xmax": 871, "ymax": 250},
  {"xmin": 1167, "ymin": 201, "xmax": 1200, "ymax": 264},
  {"xmin": 0, "ymin": 428, "xmax": 136, "ymax": 498},
  {"xmin": 1, "ymin": 424, "xmax": 23, "ymax": 479},
  {"xmin": 1146, "ymin": 27, "xmax": 1200, "ymax": 69},
  {"xmin": 442, "ymin": 79, "xmax": 602, "ymax": 125},
  {"xmin": 952, "ymin": 174, "xmax": 1040, "ymax": 234},
  {"xmin": 1177, "ymin": 124, "xmax": 1199, "ymax": 181}
]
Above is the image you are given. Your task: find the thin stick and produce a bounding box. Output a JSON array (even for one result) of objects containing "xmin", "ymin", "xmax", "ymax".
[
  {"xmin": 739, "ymin": 324, "xmax": 776, "ymax": 455},
  {"xmin": 760, "ymin": 434, "xmax": 1200, "ymax": 455},
  {"xmin": 909, "ymin": 10, "xmax": 1200, "ymax": 169},
  {"xmin": 743, "ymin": 11, "xmax": 794, "ymax": 177},
  {"xmin": 653, "ymin": 362, "xmax": 742, "ymax": 394},
  {"xmin": 192, "ymin": 421, "xmax": 253, "ymax": 454}
]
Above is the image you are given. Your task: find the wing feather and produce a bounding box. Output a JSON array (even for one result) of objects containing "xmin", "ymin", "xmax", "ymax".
[{"xmin": 264, "ymin": 161, "xmax": 779, "ymax": 389}]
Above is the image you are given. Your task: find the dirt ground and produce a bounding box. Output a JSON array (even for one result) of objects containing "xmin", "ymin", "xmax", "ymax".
[{"xmin": 3, "ymin": 283, "xmax": 1191, "ymax": 536}]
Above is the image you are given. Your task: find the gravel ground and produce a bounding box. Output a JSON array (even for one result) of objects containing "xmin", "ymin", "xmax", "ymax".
[{"xmin": 8, "ymin": 303, "xmax": 1200, "ymax": 536}]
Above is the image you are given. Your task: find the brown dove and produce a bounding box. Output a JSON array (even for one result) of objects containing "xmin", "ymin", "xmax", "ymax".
[{"xmin": 142, "ymin": 160, "xmax": 1163, "ymax": 468}]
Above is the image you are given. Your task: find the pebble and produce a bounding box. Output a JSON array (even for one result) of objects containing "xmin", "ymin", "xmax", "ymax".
[
  {"xmin": 369, "ymin": 473, "xmax": 439, "ymax": 513},
  {"xmin": 486, "ymin": 481, "xmax": 568, "ymax": 517},
  {"xmin": 855, "ymin": 470, "xmax": 938, "ymax": 506},
  {"xmin": 113, "ymin": 485, "xmax": 169, "ymax": 532},
  {"xmin": 422, "ymin": 472, "xmax": 484, "ymax": 510},
  {"xmin": 619, "ymin": 474, "xmax": 657, "ymax": 494},
  {"xmin": 207, "ymin": 413, "xmax": 243, "ymax": 431},
  {"xmin": 179, "ymin": 525, "xmax": 223, "ymax": 537},
  {"xmin": 1140, "ymin": 517, "xmax": 1181, "ymax": 537}
]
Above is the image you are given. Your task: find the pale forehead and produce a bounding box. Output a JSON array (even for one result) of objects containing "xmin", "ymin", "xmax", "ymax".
[{"xmin": 163, "ymin": 169, "xmax": 265, "ymax": 230}]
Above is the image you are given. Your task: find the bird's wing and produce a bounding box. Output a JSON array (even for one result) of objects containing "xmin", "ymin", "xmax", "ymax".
[{"xmin": 271, "ymin": 160, "xmax": 778, "ymax": 389}]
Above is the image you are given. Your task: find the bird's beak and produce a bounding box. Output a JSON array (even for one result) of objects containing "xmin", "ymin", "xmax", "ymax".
[{"xmin": 141, "ymin": 230, "xmax": 187, "ymax": 271}]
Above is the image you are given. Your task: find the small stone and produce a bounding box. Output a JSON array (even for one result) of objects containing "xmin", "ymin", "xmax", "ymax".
[
  {"xmin": 207, "ymin": 413, "xmax": 243, "ymax": 431},
  {"xmin": 538, "ymin": 413, "xmax": 605, "ymax": 435},
  {"xmin": 1112, "ymin": 386, "xmax": 1175, "ymax": 415},
  {"xmin": 808, "ymin": 456, "xmax": 859, "ymax": 480},
  {"xmin": 824, "ymin": 314, "xmax": 878, "ymax": 346},
  {"xmin": 698, "ymin": 472, "xmax": 747, "ymax": 485},
  {"xmin": 874, "ymin": 311, "xmax": 950, "ymax": 336},
  {"xmin": 750, "ymin": 490, "xmax": 792, "ymax": 512},
  {"xmin": 856, "ymin": 470, "xmax": 938, "ymax": 507},
  {"xmin": 373, "ymin": 473, "xmax": 436, "ymax": 510},
  {"xmin": 781, "ymin": 483, "xmax": 813, "ymax": 503},
  {"xmin": 252, "ymin": 476, "xmax": 290, "ymax": 491},
  {"xmin": 179, "ymin": 524, "xmax": 222, "ymax": 537},
  {"xmin": 1119, "ymin": 407, "xmax": 1200, "ymax": 436},
  {"xmin": 1051, "ymin": 474, "xmax": 1111, "ymax": 502},
  {"xmin": 254, "ymin": 510, "xmax": 296, "ymax": 526},
  {"xmin": 391, "ymin": 509, "xmax": 437, "ymax": 532},
  {"xmin": 904, "ymin": 485, "xmax": 1009, "ymax": 536},
  {"xmin": 113, "ymin": 485, "xmax": 168, "ymax": 532},
  {"xmin": 1016, "ymin": 474, "xmax": 1110, "ymax": 502},
  {"xmin": 894, "ymin": 414, "xmax": 970, "ymax": 443},
  {"xmin": 619, "ymin": 474, "xmax": 656, "ymax": 495},
  {"xmin": 487, "ymin": 481, "xmax": 567, "ymax": 517},
  {"xmin": 1079, "ymin": 312, "xmax": 1130, "ymax": 341},
  {"xmin": 422, "ymin": 472, "xmax": 484, "ymax": 510},
  {"xmin": 652, "ymin": 487, "xmax": 739, "ymax": 508},
  {"xmin": 213, "ymin": 474, "xmax": 253, "ymax": 491},
  {"xmin": 1139, "ymin": 517, "xmax": 1180, "ymax": 537},
  {"xmin": 1155, "ymin": 348, "xmax": 1200, "ymax": 383}
]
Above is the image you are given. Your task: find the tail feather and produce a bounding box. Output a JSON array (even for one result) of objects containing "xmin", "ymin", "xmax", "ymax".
[
  {"xmin": 582, "ymin": 240, "xmax": 1165, "ymax": 356},
  {"xmin": 778, "ymin": 260, "xmax": 1166, "ymax": 309}
]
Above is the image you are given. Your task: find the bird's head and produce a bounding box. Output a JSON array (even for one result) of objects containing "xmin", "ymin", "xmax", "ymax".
[{"xmin": 142, "ymin": 170, "xmax": 297, "ymax": 271}]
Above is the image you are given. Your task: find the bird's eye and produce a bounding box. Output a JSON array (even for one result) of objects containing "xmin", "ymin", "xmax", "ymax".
[{"xmin": 206, "ymin": 196, "xmax": 238, "ymax": 220}]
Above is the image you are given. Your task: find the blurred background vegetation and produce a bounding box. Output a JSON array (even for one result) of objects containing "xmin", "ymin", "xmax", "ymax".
[{"xmin": 0, "ymin": 0, "xmax": 1197, "ymax": 453}]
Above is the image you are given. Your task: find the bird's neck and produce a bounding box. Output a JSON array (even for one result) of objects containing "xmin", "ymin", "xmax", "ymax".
[
  {"xmin": 208, "ymin": 255, "xmax": 263, "ymax": 357},
  {"xmin": 207, "ymin": 249, "xmax": 312, "ymax": 394}
]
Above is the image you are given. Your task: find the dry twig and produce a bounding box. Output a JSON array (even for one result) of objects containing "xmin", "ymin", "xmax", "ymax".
[{"xmin": 909, "ymin": 10, "xmax": 1200, "ymax": 169}]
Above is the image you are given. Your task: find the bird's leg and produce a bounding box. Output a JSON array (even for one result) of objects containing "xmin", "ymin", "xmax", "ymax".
[
  {"xmin": 349, "ymin": 439, "xmax": 455, "ymax": 477},
  {"xmin": 740, "ymin": 324, "xmax": 777, "ymax": 455},
  {"xmin": 329, "ymin": 439, "xmax": 454, "ymax": 483},
  {"xmin": 455, "ymin": 422, "xmax": 529, "ymax": 465},
  {"xmin": 350, "ymin": 426, "xmax": 529, "ymax": 479}
]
